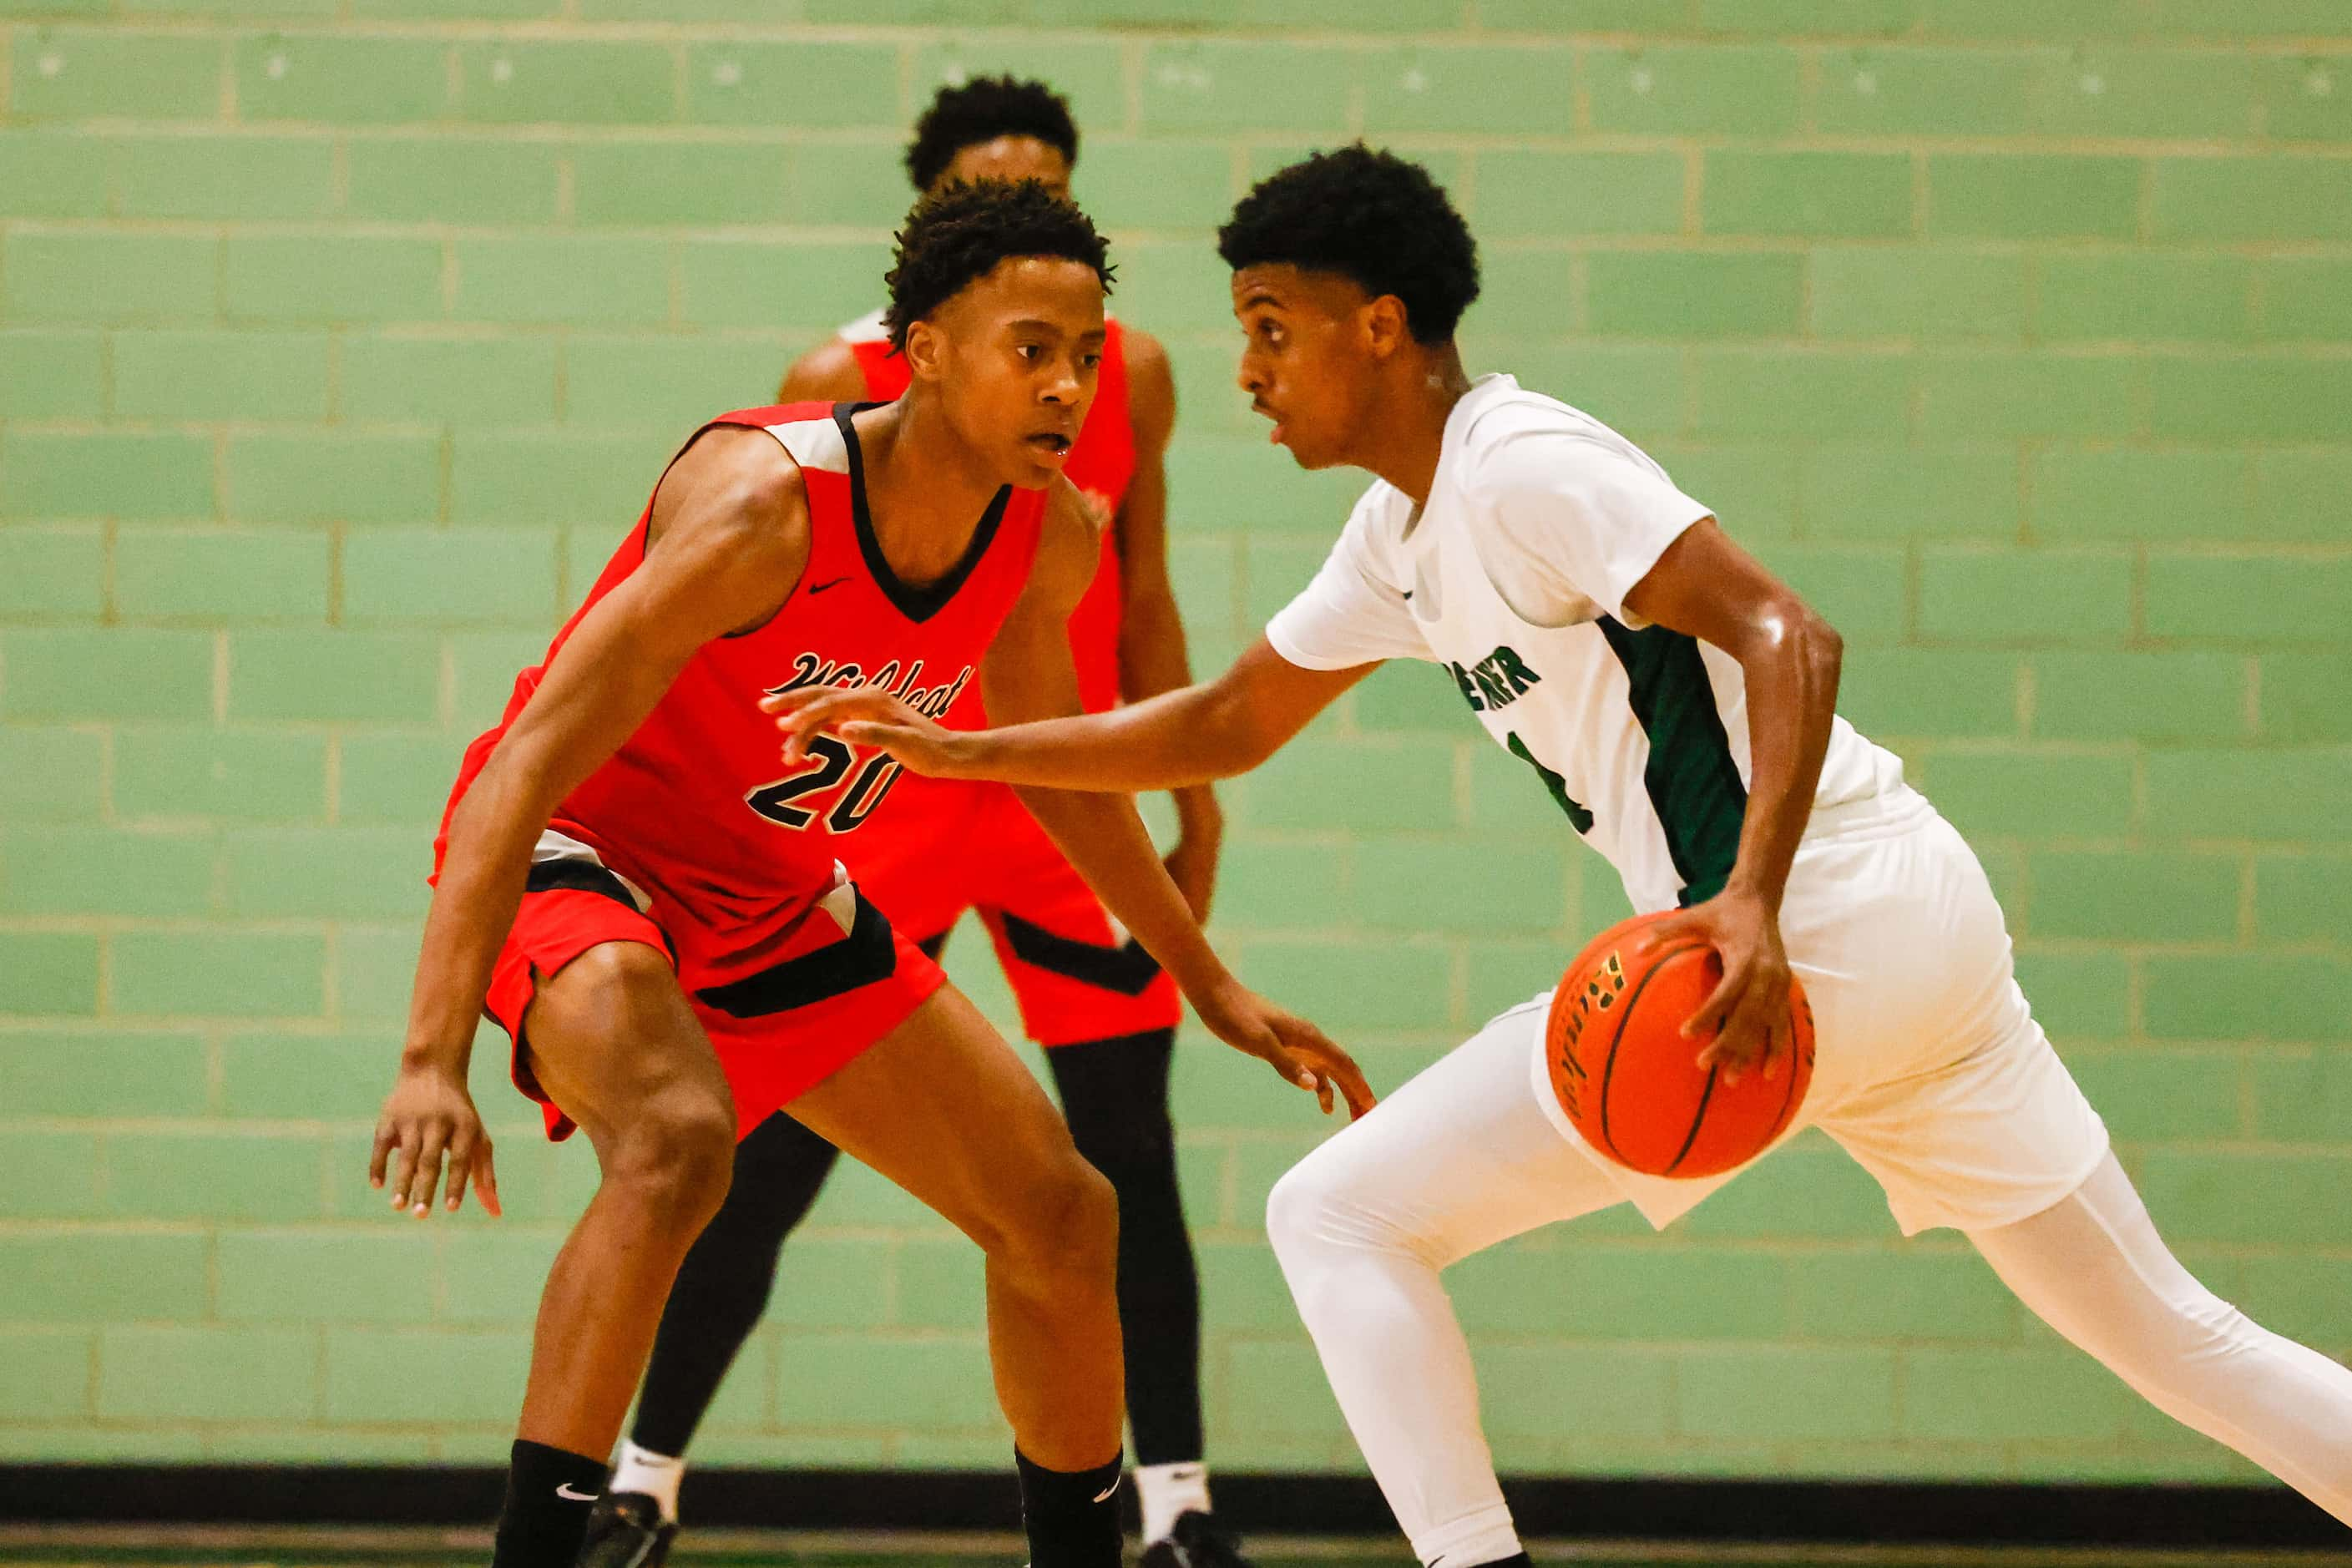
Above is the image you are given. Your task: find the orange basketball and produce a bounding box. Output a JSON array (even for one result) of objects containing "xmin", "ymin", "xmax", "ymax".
[{"xmin": 1545, "ymin": 912, "xmax": 1816, "ymax": 1179}]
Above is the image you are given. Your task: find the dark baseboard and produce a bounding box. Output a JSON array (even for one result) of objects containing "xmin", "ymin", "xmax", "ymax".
[{"xmin": 1, "ymin": 1464, "xmax": 2342, "ymax": 1549}]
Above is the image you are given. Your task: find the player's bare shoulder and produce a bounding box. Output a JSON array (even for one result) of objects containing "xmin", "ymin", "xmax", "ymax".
[
  {"xmin": 776, "ymin": 336, "xmax": 870, "ymax": 404},
  {"xmin": 647, "ymin": 426, "xmax": 816, "ymax": 630}
]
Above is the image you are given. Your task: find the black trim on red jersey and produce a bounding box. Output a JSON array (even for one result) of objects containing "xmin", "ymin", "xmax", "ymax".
[
  {"xmin": 997, "ymin": 910, "xmax": 1164, "ymax": 995},
  {"xmin": 518, "ymin": 857, "xmax": 680, "ymax": 969},
  {"xmin": 833, "ymin": 401, "xmax": 1011, "ymax": 625},
  {"xmin": 693, "ymin": 888, "xmax": 898, "ymax": 1018},
  {"xmin": 524, "ymin": 857, "xmax": 639, "ymax": 909}
]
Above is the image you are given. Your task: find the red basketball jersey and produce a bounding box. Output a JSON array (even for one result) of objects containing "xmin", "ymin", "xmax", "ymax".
[
  {"xmin": 438, "ymin": 402, "xmax": 1047, "ymax": 984},
  {"xmin": 842, "ymin": 309, "xmax": 1135, "ymax": 716}
]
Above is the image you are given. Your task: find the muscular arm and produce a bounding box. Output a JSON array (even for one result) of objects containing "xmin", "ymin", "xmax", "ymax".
[
  {"xmin": 373, "ymin": 427, "xmax": 811, "ymax": 1215},
  {"xmin": 971, "ymin": 639, "xmax": 1367, "ymax": 792},
  {"xmin": 1623, "ymin": 518, "xmax": 1842, "ymax": 1078},
  {"xmin": 402, "ymin": 431, "xmax": 811, "ymax": 1074},
  {"xmin": 776, "ymin": 337, "xmax": 872, "ymax": 404},
  {"xmin": 1109, "ymin": 330, "xmax": 1222, "ymax": 857},
  {"xmin": 1623, "ymin": 518, "xmax": 1842, "ymax": 916},
  {"xmin": 777, "ymin": 632, "xmax": 1368, "ymax": 794}
]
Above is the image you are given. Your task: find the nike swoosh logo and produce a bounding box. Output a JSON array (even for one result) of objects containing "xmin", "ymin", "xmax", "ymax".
[
  {"xmin": 555, "ymin": 1482, "xmax": 599, "ymax": 1502},
  {"xmin": 1092, "ymin": 1476, "xmax": 1120, "ymax": 1504},
  {"xmin": 808, "ymin": 576, "xmax": 850, "ymax": 595},
  {"xmin": 1401, "ymin": 589, "xmax": 1413, "ymax": 599}
]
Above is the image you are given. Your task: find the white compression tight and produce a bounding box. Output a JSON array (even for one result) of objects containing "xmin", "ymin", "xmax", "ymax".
[
  {"xmin": 1970, "ymin": 1155, "xmax": 2352, "ymax": 1520},
  {"xmin": 1266, "ymin": 1012, "xmax": 2352, "ymax": 1566}
]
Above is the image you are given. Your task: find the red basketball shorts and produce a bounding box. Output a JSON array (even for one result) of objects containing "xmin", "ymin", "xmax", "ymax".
[{"xmin": 482, "ymin": 842, "xmax": 945, "ymax": 1143}]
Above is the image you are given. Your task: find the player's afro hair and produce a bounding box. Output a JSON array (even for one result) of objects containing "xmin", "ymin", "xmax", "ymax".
[
  {"xmin": 1217, "ymin": 144, "xmax": 1479, "ymax": 344},
  {"xmin": 904, "ymin": 75, "xmax": 1080, "ymax": 193},
  {"xmin": 882, "ymin": 180, "xmax": 1114, "ymax": 354}
]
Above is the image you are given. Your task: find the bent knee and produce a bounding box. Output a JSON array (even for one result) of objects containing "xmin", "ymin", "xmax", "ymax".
[
  {"xmin": 1038, "ymin": 1155, "xmax": 1119, "ymax": 1269},
  {"xmin": 1267, "ymin": 1145, "xmax": 1428, "ymax": 1267},
  {"xmin": 989, "ymin": 1153, "xmax": 1119, "ymax": 1288},
  {"xmin": 1266, "ymin": 1156, "xmax": 1338, "ymax": 1259},
  {"xmin": 607, "ymin": 1089, "xmax": 739, "ymax": 1230}
]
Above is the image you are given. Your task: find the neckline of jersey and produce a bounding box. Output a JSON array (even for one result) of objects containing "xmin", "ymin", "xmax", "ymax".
[
  {"xmin": 1398, "ymin": 371, "xmax": 1522, "ymax": 542},
  {"xmin": 832, "ymin": 401, "xmax": 1012, "ymax": 625}
]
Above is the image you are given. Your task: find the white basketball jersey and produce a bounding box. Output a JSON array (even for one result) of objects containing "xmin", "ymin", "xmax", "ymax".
[{"xmin": 1267, "ymin": 374, "xmax": 1904, "ymax": 913}]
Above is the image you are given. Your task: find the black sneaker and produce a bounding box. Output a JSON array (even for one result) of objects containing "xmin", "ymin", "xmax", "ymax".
[
  {"xmin": 1139, "ymin": 1510, "xmax": 1253, "ymax": 1568},
  {"xmin": 574, "ymin": 1491, "xmax": 675, "ymax": 1568}
]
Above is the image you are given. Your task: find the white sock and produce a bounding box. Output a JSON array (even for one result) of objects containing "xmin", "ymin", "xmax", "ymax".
[
  {"xmin": 608, "ymin": 1439, "xmax": 686, "ymax": 1524},
  {"xmin": 1136, "ymin": 1460, "xmax": 1211, "ymax": 1544}
]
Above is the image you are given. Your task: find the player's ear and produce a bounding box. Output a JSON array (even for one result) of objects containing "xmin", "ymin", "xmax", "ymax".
[
  {"xmin": 1363, "ymin": 294, "xmax": 1410, "ymax": 360},
  {"xmin": 902, "ymin": 318, "xmax": 946, "ymax": 382}
]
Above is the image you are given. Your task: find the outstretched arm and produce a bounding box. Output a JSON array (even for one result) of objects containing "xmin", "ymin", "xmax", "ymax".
[
  {"xmin": 771, "ymin": 635, "xmax": 1370, "ymax": 793},
  {"xmin": 771, "ymin": 481, "xmax": 1407, "ymax": 792},
  {"xmin": 373, "ymin": 427, "xmax": 812, "ymax": 1219}
]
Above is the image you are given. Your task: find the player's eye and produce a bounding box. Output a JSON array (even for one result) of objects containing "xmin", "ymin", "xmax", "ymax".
[
  {"xmin": 1080, "ymin": 352, "xmax": 1103, "ymax": 369},
  {"xmin": 1016, "ymin": 342, "xmax": 1042, "ymax": 360}
]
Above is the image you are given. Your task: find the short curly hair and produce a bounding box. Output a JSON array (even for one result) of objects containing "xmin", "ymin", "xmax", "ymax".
[
  {"xmin": 905, "ymin": 75, "xmax": 1080, "ymax": 194},
  {"xmin": 882, "ymin": 180, "xmax": 1113, "ymax": 353},
  {"xmin": 1217, "ymin": 144, "xmax": 1480, "ymax": 344}
]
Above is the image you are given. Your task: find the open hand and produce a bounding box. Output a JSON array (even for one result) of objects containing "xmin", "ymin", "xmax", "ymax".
[
  {"xmin": 371, "ymin": 1064, "xmax": 500, "ymax": 1218},
  {"xmin": 760, "ymin": 685, "xmax": 970, "ymax": 776},
  {"xmin": 1639, "ymin": 888, "xmax": 1795, "ymax": 1086},
  {"xmin": 1190, "ymin": 975, "xmax": 1376, "ymax": 1120}
]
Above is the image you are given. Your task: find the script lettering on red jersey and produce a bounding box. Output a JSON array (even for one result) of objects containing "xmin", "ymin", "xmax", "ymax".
[
  {"xmin": 767, "ymin": 652, "xmax": 974, "ymax": 721},
  {"xmin": 741, "ymin": 653, "xmax": 978, "ymax": 835}
]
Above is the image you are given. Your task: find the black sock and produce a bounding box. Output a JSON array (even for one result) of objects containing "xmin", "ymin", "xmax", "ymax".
[
  {"xmin": 491, "ymin": 1439, "xmax": 605, "ymax": 1568},
  {"xmin": 1014, "ymin": 1447, "xmax": 1124, "ymax": 1568},
  {"xmin": 1470, "ymin": 1555, "xmax": 1532, "ymax": 1568}
]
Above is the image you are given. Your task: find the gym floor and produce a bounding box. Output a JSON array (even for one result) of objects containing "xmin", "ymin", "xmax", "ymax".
[{"xmin": 4, "ymin": 1530, "xmax": 2351, "ymax": 1568}]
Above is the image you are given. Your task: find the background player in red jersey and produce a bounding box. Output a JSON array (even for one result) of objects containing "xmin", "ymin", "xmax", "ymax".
[
  {"xmin": 367, "ymin": 185, "xmax": 1368, "ymax": 1568},
  {"xmin": 609, "ymin": 78, "xmax": 1244, "ymax": 1567}
]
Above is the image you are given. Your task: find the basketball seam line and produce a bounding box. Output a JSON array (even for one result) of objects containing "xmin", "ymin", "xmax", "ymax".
[
  {"xmin": 1765, "ymin": 994, "xmax": 1814, "ymax": 1146},
  {"xmin": 1662, "ymin": 1060, "xmax": 1720, "ymax": 1177},
  {"xmin": 1596, "ymin": 938, "xmax": 1707, "ymax": 1171}
]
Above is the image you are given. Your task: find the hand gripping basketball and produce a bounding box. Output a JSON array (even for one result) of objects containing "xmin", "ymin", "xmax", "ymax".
[{"xmin": 1545, "ymin": 912, "xmax": 1816, "ymax": 1179}]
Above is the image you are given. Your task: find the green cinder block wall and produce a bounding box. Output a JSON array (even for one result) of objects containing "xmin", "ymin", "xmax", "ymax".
[{"xmin": 2, "ymin": 0, "xmax": 2349, "ymax": 1485}]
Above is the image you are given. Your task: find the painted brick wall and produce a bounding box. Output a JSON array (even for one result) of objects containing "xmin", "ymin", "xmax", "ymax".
[{"xmin": 1, "ymin": 0, "xmax": 2348, "ymax": 1485}]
